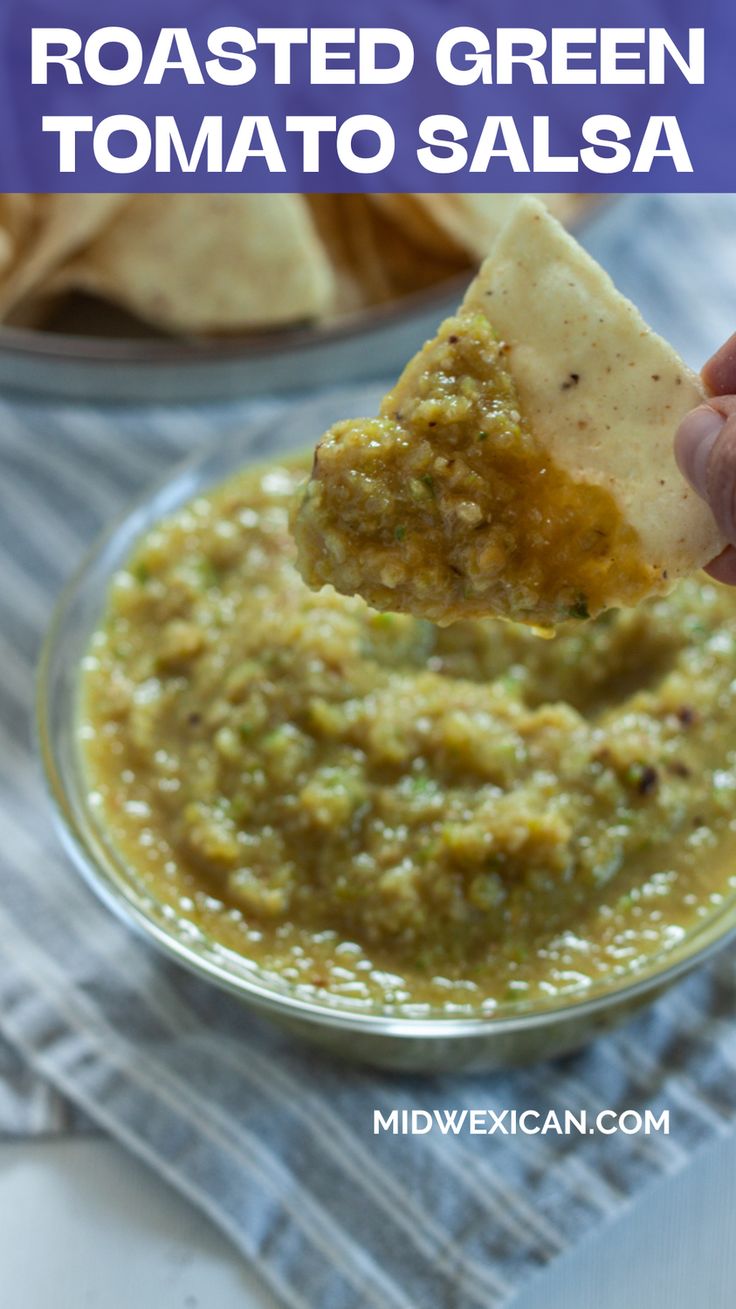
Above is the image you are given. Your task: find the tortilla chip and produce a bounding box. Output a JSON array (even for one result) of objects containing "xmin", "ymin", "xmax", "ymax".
[
  {"xmin": 308, "ymin": 195, "xmax": 393, "ymax": 314},
  {"xmin": 309, "ymin": 195, "xmax": 468, "ymax": 317},
  {"xmin": 412, "ymin": 194, "xmax": 589, "ymax": 260},
  {"xmin": 368, "ymin": 195, "xmax": 469, "ymax": 260},
  {"xmin": 0, "ymin": 194, "xmax": 126, "ymax": 318},
  {"xmin": 462, "ymin": 196, "xmax": 722, "ymax": 584},
  {"xmin": 293, "ymin": 197, "xmax": 722, "ymax": 629},
  {"xmin": 51, "ymin": 195, "xmax": 335, "ymax": 334},
  {"xmin": 0, "ymin": 195, "xmax": 34, "ymax": 278},
  {"xmin": 367, "ymin": 204, "xmax": 469, "ymax": 299}
]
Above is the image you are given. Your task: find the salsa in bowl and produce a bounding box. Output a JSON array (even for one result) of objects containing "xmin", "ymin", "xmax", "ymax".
[{"xmin": 37, "ymin": 396, "xmax": 736, "ymax": 1071}]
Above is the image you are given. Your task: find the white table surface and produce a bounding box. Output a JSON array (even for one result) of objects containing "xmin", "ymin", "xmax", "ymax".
[{"xmin": 1, "ymin": 1128, "xmax": 735, "ymax": 1308}]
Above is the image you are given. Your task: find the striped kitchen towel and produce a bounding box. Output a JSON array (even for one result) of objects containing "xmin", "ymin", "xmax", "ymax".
[{"xmin": 2, "ymin": 193, "xmax": 736, "ymax": 1309}]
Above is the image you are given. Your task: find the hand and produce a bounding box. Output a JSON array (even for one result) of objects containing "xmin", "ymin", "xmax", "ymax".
[{"xmin": 675, "ymin": 331, "xmax": 736, "ymax": 584}]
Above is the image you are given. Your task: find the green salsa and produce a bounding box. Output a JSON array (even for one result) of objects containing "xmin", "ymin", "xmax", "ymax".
[
  {"xmin": 293, "ymin": 310, "xmax": 657, "ymax": 629},
  {"xmin": 80, "ymin": 458, "xmax": 736, "ymax": 1015}
]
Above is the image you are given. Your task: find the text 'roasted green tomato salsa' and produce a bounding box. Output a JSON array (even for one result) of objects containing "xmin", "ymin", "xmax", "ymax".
[{"xmin": 80, "ymin": 458, "xmax": 736, "ymax": 1015}]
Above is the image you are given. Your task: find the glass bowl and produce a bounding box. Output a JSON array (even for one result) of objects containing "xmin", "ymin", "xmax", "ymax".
[
  {"xmin": 1, "ymin": 199, "xmax": 610, "ymax": 405},
  {"xmin": 0, "ymin": 278, "xmax": 468, "ymax": 405},
  {"xmin": 37, "ymin": 396, "xmax": 736, "ymax": 1072}
]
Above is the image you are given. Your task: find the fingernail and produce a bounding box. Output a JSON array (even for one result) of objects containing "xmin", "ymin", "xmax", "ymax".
[{"xmin": 675, "ymin": 405, "xmax": 726, "ymax": 497}]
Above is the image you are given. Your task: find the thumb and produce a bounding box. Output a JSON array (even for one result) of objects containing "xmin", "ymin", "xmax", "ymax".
[{"xmin": 675, "ymin": 402, "xmax": 736, "ymax": 544}]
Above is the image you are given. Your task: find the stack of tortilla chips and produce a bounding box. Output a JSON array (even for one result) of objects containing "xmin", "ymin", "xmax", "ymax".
[{"xmin": 0, "ymin": 193, "xmax": 587, "ymax": 337}]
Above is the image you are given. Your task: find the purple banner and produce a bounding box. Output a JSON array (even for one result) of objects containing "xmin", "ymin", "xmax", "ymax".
[{"xmin": 0, "ymin": 0, "xmax": 733, "ymax": 191}]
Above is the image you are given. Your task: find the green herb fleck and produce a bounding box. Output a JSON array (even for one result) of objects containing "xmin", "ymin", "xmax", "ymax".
[
  {"xmin": 498, "ymin": 671, "xmax": 523, "ymax": 695},
  {"xmin": 421, "ymin": 474, "xmax": 436, "ymax": 497},
  {"xmin": 394, "ymin": 525, "xmax": 406, "ymax": 541},
  {"xmin": 623, "ymin": 762, "xmax": 659, "ymax": 796},
  {"xmin": 409, "ymin": 775, "xmax": 433, "ymax": 795},
  {"xmin": 197, "ymin": 558, "xmax": 221, "ymax": 590},
  {"xmin": 132, "ymin": 562, "xmax": 150, "ymax": 585}
]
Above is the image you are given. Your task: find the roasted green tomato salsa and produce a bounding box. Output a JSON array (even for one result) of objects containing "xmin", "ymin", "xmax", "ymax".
[
  {"xmin": 81, "ymin": 458, "xmax": 736, "ymax": 1015},
  {"xmin": 293, "ymin": 309, "xmax": 657, "ymax": 630}
]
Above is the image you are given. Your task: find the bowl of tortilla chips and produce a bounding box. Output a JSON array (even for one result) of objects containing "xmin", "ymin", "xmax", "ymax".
[{"xmin": 0, "ymin": 192, "xmax": 597, "ymax": 403}]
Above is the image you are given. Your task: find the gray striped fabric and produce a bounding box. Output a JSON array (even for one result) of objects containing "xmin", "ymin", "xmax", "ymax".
[{"xmin": 1, "ymin": 193, "xmax": 736, "ymax": 1309}]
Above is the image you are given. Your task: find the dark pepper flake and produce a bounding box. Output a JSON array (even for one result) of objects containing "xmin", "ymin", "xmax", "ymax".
[
  {"xmin": 637, "ymin": 765, "xmax": 659, "ymax": 796},
  {"xmin": 567, "ymin": 595, "xmax": 590, "ymax": 620},
  {"xmin": 561, "ymin": 372, "xmax": 580, "ymax": 391},
  {"xmin": 624, "ymin": 762, "xmax": 659, "ymax": 796},
  {"xmin": 677, "ymin": 705, "xmax": 697, "ymax": 727}
]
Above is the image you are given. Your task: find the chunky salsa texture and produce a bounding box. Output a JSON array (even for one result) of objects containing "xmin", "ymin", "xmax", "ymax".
[
  {"xmin": 293, "ymin": 310, "xmax": 658, "ymax": 629},
  {"xmin": 81, "ymin": 459, "xmax": 736, "ymax": 1014}
]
